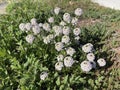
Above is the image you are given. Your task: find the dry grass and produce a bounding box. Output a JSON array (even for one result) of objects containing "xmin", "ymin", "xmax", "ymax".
[{"xmin": 77, "ymin": 18, "xmax": 101, "ymax": 27}]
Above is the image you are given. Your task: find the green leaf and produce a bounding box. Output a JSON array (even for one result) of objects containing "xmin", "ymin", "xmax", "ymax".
[
  {"xmin": 69, "ymin": 75, "xmax": 74, "ymax": 83},
  {"xmin": 56, "ymin": 77, "xmax": 60, "ymax": 86},
  {"xmin": 59, "ymin": 85, "xmax": 64, "ymax": 90},
  {"xmin": 88, "ymin": 79, "xmax": 94, "ymax": 86},
  {"xmin": 63, "ymin": 75, "xmax": 68, "ymax": 84},
  {"xmin": 79, "ymin": 78, "xmax": 86, "ymax": 83},
  {"xmin": 54, "ymin": 72, "xmax": 58, "ymax": 78},
  {"xmin": 0, "ymin": 48, "xmax": 6, "ymax": 57},
  {"xmin": 95, "ymin": 80, "xmax": 100, "ymax": 86},
  {"xmin": 44, "ymin": 54, "xmax": 49, "ymax": 59},
  {"xmin": 42, "ymin": 67, "xmax": 48, "ymax": 71}
]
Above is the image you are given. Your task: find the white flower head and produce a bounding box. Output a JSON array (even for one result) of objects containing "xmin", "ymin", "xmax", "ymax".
[
  {"xmin": 73, "ymin": 28, "xmax": 81, "ymax": 36},
  {"xmin": 55, "ymin": 42, "xmax": 64, "ymax": 51},
  {"xmin": 19, "ymin": 23, "xmax": 26, "ymax": 31},
  {"xmin": 87, "ymin": 53, "xmax": 95, "ymax": 61},
  {"xmin": 97, "ymin": 58, "xmax": 106, "ymax": 67},
  {"xmin": 63, "ymin": 13, "xmax": 71, "ymax": 23},
  {"xmin": 47, "ymin": 34, "xmax": 54, "ymax": 41},
  {"xmin": 42, "ymin": 23, "xmax": 51, "ymax": 31},
  {"xmin": 43, "ymin": 36, "xmax": 50, "ymax": 44},
  {"xmin": 75, "ymin": 8, "xmax": 83, "ymax": 16},
  {"xmin": 53, "ymin": 25, "xmax": 62, "ymax": 36},
  {"xmin": 55, "ymin": 62, "xmax": 64, "ymax": 71},
  {"xmin": 66, "ymin": 47, "xmax": 76, "ymax": 56},
  {"xmin": 54, "ymin": 7, "xmax": 61, "ymax": 15},
  {"xmin": 40, "ymin": 72, "xmax": 48, "ymax": 80},
  {"xmin": 31, "ymin": 18, "xmax": 37, "ymax": 25},
  {"xmin": 80, "ymin": 60, "xmax": 92, "ymax": 72},
  {"xmin": 25, "ymin": 34, "xmax": 35, "ymax": 44},
  {"xmin": 64, "ymin": 56, "xmax": 74, "ymax": 67},
  {"xmin": 82, "ymin": 43, "xmax": 93, "ymax": 53},
  {"xmin": 43, "ymin": 34, "xmax": 54, "ymax": 44},
  {"xmin": 71, "ymin": 17, "xmax": 78, "ymax": 25},
  {"xmin": 25, "ymin": 23, "xmax": 32, "ymax": 31},
  {"xmin": 48, "ymin": 17, "xmax": 54, "ymax": 23},
  {"xmin": 62, "ymin": 35, "xmax": 70, "ymax": 44},
  {"xmin": 75, "ymin": 36, "xmax": 80, "ymax": 40},
  {"xmin": 74, "ymin": 36, "xmax": 80, "ymax": 44},
  {"xmin": 57, "ymin": 54, "xmax": 64, "ymax": 61},
  {"xmin": 63, "ymin": 26, "xmax": 70, "ymax": 35},
  {"xmin": 32, "ymin": 25, "xmax": 40, "ymax": 35},
  {"xmin": 39, "ymin": 23, "xmax": 43, "ymax": 27},
  {"xmin": 60, "ymin": 21, "xmax": 66, "ymax": 26}
]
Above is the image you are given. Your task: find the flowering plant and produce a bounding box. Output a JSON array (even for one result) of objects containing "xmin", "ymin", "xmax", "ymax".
[{"xmin": 17, "ymin": 7, "xmax": 107, "ymax": 89}]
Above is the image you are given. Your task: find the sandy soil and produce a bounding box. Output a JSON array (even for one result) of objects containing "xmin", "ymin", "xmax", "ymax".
[
  {"xmin": 92, "ymin": 0, "xmax": 120, "ymax": 10},
  {"xmin": 0, "ymin": 2, "xmax": 7, "ymax": 14}
]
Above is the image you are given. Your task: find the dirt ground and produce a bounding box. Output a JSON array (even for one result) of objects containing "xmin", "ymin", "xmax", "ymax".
[{"xmin": 0, "ymin": 1, "xmax": 7, "ymax": 14}]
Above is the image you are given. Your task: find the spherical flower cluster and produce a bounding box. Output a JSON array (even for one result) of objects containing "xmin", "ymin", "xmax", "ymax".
[
  {"xmin": 60, "ymin": 21, "xmax": 66, "ymax": 26},
  {"xmin": 25, "ymin": 23, "xmax": 32, "ymax": 31},
  {"xmin": 31, "ymin": 18, "xmax": 37, "ymax": 25},
  {"xmin": 53, "ymin": 25, "xmax": 62, "ymax": 36},
  {"xmin": 97, "ymin": 58, "xmax": 106, "ymax": 67},
  {"xmin": 43, "ymin": 37, "xmax": 50, "ymax": 44},
  {"xmin": 43, "ymin": 34, "xmax": 54, "ymax": 44},
  {"xmin": 40, "ymin": 72, "xmax": 48, "ymax": 80},
  {"xmin": 39, "ymin": 23, "xmax": 43, "ymax": 27},
  {"xmin": 74, "ymin": 36, "xmax": 80, "ymax": 41},
  {"xmin": 63, "ymin": 13, "xmax": 71, "ymax": 23},
  {"xmin": 57, "ymin": 54, "xmax": 64, "ymax": 61},
  {"xmin": 32, "ymin": 25, "xmax": 40, "ymax": 35},
  {"xmin": 87, "ymin": 53, "xmax": 95, "ymax": 61},
  {"xmin": 42, "ymin": 23, "xmax": 50, "ymax": 31},
  {"xmin": 80, "ymin": 60, "xmax": 92, "ymax": 72},
  {"xmin": 55, "ymin": 42, "xmax": 64, "ymax": 51},
  {"xmin": 63, "ymin": 26, "xmax": 70, "ymax": 35},
  {"xmin": 73, "ymin": 28, "xmax": 81, "ymax": 36},
  {"xmin": 54, "ymin": 7, "xmax": 61, "ymax": 15},
  {"xmin": 66, "ymin": 47, "xmax": 76, "ymax": 56},
  {"xmin": 64, "ymin": 56, "xmax": 74, "ymax": 67},
  {"xmin": 55, "ymin": 61, "xmax": 64, "ymax": 71},
  {"xmin": 47, "ymin": 34, "xmax": 54, "ymax": 40},
  {"xmin": 19, "ymin": 23, "xmax": 26, "ymax": 31},
  {"xmin": 75, "ymin": 8, "xmax": 83, "ymax": 16},
  {"xmin": 25, "ymin": 34, "xmax": 35, "ymax": 44},
  {"xmin": 82, "ymin": 43, "xmax": 93, "ymax": 53},
  {"xmin": 48, "ymin": 17, "xmax": 54, "ymax": 23},
  {"xmin": 62, "ymin": 35, "xmax": 70, "ymax": 44}
]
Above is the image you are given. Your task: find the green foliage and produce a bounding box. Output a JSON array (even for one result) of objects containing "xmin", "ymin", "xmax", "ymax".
[{"xmin": 0, "ymin": 0, "xmax": 119, "ymax": 90}]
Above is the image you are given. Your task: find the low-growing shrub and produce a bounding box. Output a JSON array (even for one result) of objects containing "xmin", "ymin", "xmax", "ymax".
[{"xmin": 0, "ymin": 0, "xmax": 113, "ymax": 90}]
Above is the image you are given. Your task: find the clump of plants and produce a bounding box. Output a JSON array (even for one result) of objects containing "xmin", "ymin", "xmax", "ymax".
[{"xmin": 16, "ymin": 7, "xmax": 107, "ymax": 89}]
